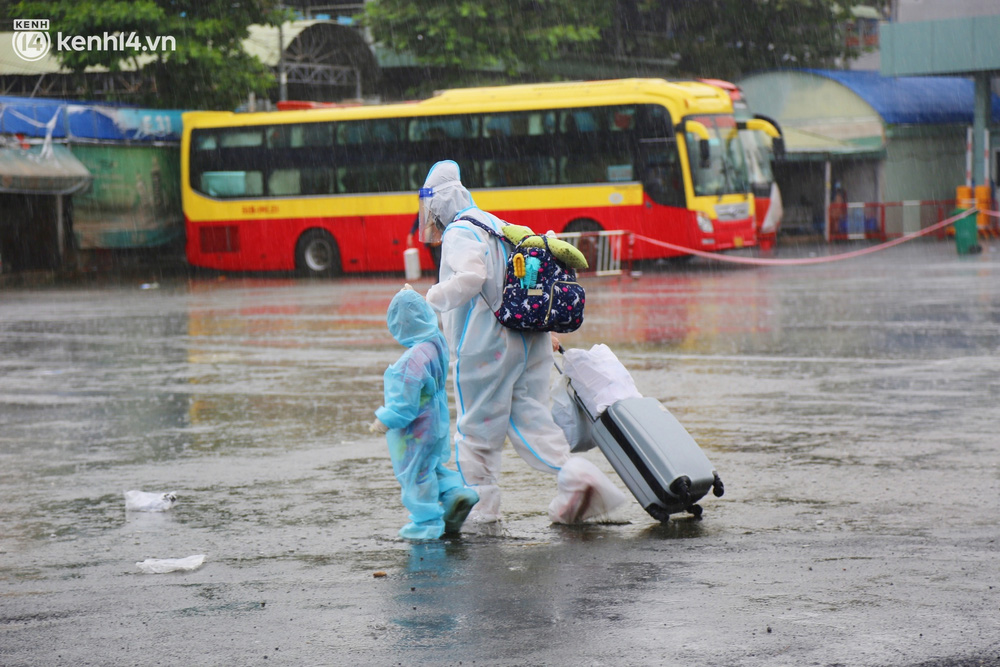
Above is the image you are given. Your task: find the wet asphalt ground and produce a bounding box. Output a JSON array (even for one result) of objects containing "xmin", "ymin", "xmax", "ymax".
[{"xmin": 0, "ymin": 239, "xmax": 998, "ymax": 666}]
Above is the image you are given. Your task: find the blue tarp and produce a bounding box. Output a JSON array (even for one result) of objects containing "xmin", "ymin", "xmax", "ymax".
[
  {"xmin": 0, "ymin": 96, "xmax": 185, "ymax": 142},
  {"xmin": 802, "ymin": 69, "xmax": 1000, "ymax": 126}
]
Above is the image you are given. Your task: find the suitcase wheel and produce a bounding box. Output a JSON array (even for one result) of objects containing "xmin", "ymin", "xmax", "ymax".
[
  {"xmin": 669, "ymin": 476, "xmax": 692, "ymax": 506},
  {"xmin": 687, "ymin": 503, "xmax": 703, "ymax": 519},
  {"xmin": 645, "ymin": 504, "xmax": 671, "ymax": 523},
  {"xmin": 713, "ymin": 473, "xmax": 725, "ymax": 498}
]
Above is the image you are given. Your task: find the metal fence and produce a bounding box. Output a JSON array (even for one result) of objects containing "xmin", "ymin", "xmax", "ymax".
[
  {"xmin": 828, "ymin": 200, "xmax": 961, "ymax": 241},
  {"xmin": 555, "ymin": 230, "xmax": 632, "ymax": 276}
]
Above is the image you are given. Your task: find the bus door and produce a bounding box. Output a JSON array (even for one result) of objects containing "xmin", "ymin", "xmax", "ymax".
[{"xmin": 639, "ymin": 138, "xmax": 687, "ymax": 210}]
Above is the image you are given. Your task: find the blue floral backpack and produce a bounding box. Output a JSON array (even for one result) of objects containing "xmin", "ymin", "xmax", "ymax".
[{"xmin": 461, "ymin": 218, "xmax": 586, "ymax": 333}]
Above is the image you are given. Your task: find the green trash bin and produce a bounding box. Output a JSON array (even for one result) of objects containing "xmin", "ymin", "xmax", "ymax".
[{"xmin": 952, "ymin": 209, "xmax": 982, "ymax": 255}]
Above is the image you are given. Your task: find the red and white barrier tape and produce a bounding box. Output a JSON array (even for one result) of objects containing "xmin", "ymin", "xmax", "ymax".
[{"xmin": 631, "ymin": 209, "xmax": 980, "ymax": 266}]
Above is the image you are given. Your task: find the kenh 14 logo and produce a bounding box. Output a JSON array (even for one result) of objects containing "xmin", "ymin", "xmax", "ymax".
[
  {"xmin": 11, "ymin": 18, "xmax": 176, "ymax": 61},
  {"xmin": 12, "ymin": 19, "xmax": 51, "ymax": 62}
]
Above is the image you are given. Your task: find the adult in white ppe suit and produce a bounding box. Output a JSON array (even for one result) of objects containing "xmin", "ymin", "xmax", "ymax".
[{"xmin": 420, "ymin": 160, "xmax": 626, "ymax": 524}]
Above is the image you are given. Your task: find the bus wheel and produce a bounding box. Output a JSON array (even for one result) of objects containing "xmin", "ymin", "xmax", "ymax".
[
  {"xmin": 295, "ymin": 229, "xmax": 341, "ymax": 277},
  {"xmin": 563, "ymin": 219, "xmax": 602, "ymax": 271}
]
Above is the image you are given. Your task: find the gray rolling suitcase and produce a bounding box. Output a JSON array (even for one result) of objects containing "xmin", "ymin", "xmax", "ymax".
[{"xmin": 591, "ymin": 396, "xmax": 724, "ymax": 522}]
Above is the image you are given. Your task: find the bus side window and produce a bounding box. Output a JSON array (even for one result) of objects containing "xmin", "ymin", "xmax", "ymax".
[
  {"xmin": 300, "ymin": 167, "xmax": 337, "ymax": 195},
  {"xmin": 410, "ymin": 117, "xmax": 476, "ymax": 141},
  {"xmin": 560, "ymin": 157, "xmax": 605, "ymax": 184},
  {"xmin": 338, "ymin": 122, "xmax": 364, "ymax": 145},
  {"xmin": 244, "ymin": 172, "xmax": 263, "ymax": 196},
  {"xmin": 338, "ymin": 164, "xmax": 406, "ymax": 194},
  {"xmin": 200, "ymin": 171, "xmax": 263, "ymax": 198},
  {"xmin": 302, "ymin": 122, "xmax": 334, "ymax": 146},
  {"xmin": 638, "ymin": 104, "xmax": 673, "ymax": 139},
  {"xmin": 509, "ymin": 114, "xmax": 530, "ymax": 137},
  {"xmin": 409, "ymin": 121, "xmax": 443, "ymax": 142},
  {"xmin": 370, "ymin": 120, "xmax": 400, "ymax": 143},
  {"xmin": 561, "ymin": 110, "xmax": 598, "ymax": 134},
  {"xmin": 408, "ymin": 163, "xmax": 432, "ymax": 190},
  {"xmin": 219, "ymin": 129, "xmax": 263, "ymax": 148},
  {"xmin": 269, "ymin": 169, "xmax": 301, "ymax": 196},
  {"xmin": 407, "ymin": 120, "xmax": 422, "ymax": 142},
  {"xmin": 528, "ymin": 111, "xmax": 556, "ymax": 136},
  {"xmin": 484, "ymin": 115, "xmax": 511, "ymax": 138},
  {"xmin": 267, "ymin": 125, "xmax": 305, "ymax": 148},
  {"xmin": 610, "ymin": 107, "xmax": 636, "ymax": 132},
  {"xmin": 485, "ymin": 157, "xmax": 555, "ymax": 187},
  {"xmin": 194, "ymin": 133, "xmax": 217, "ymax": 150}
]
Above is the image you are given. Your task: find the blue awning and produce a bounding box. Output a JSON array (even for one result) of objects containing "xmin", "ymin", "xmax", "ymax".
[
  {"xmin": 801, "ymin": 69, "xmax": 1000, "ymax": 125},
  {"xmin": 0, "ymin": 96, "xmax": 184, "ymax": 142}
]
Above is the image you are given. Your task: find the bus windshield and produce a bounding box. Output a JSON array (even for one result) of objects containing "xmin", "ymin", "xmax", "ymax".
[{"xmin": 684, "ymin": 114, "xmax": 750, "ymax": 197}]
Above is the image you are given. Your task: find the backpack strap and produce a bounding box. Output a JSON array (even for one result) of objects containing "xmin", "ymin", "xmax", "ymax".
[
  {"xmin": 455, "ymin": 216, "xmax": 509, "ymax": 314},
  {"xmin": 460, "ymin": 216, "xmax": 552, "ymax": 253},
  {"xmin": 457, "ymin": 216, "xmax": 506, "ymax": 243}
]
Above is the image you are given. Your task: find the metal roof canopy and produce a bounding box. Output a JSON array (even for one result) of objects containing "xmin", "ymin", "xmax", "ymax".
[
  {"xmin": 802, "ymin": 69, "xmax": 1000, "ymax": 126},
  {"xmin": 881, "ymin": 14, "xmax": 1000, "ymax": 184},
  {"xmin": 737, "ymin": 69, "xmax": 889, "ymax": 161}
]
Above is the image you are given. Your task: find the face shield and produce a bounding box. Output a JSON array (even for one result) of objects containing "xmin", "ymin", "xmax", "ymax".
[{"xmin": 418, "ymin": 187, "xmax": 444, "ymax": 244}]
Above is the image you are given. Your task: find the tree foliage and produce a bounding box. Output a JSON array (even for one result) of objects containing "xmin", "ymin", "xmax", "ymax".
[
  {"xmin": 10, "ymin": 0, "xmax": 289, "ymax": 109},
  {"xmin": 363, "ymin": 0, "xmax": 610, "ymax": 77},
  {"xmin": 626, "ymin": 0, "xmax": 855, "ymax": 80},
  {"xmin": 364, "ymin": 0, "xmax": 856, "ymax": 85}
]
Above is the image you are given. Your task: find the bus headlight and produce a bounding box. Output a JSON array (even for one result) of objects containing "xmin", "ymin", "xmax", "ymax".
[{"xmin": 696, "ymin": 212, "xmax": 714, "ymax": 234}]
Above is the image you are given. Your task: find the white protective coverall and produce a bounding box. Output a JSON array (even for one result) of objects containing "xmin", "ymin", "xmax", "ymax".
[{"xmin": 422, "ymin": 160, "xmax": 626, "ymax": 524}]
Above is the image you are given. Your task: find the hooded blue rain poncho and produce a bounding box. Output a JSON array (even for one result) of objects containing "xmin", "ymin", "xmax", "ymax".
[{"xmin": 375, "ymin": 288, "xmax": 465, "ymax": 540}]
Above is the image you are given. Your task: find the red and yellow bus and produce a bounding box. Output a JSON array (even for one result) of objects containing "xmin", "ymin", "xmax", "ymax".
[
  {"xmin": 182, "ymin": 78, "xmax": 777, "ymax": 275},
  {"xmin": 700, "ymin": 79, "xmax": 786, "ymax": 250}
]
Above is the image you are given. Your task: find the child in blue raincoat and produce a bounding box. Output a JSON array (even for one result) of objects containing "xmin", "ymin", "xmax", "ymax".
[{"xmin": 370, "ymin": 285, "xmax": 479, "ymax": 539}]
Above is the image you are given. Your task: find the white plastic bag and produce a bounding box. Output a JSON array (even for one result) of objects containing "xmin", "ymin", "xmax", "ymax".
[
  {"xmin": 562, "ymin": 344, "xmax": 642, "ymax": 419},
  {"xmin": 550, "ymin": 370, "xmax": 596, "ymax": 452},
  {"xmin": 136, "ymin": 554, "xmax": 206, "ymax": 574},
  {"xmin": 124, "ymin": 490, "xmax": 177, "ymax": 512}
]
